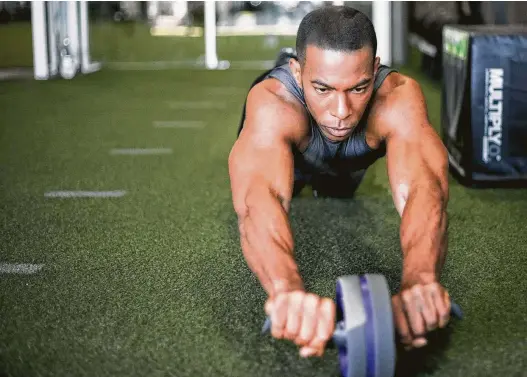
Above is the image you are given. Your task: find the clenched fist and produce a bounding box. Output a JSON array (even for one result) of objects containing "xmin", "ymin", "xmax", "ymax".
[
  {"xmin": 392, "ymin": 280, "xmax": 451, "ymax": 350},
  {"xmin": 265, "ymin": 290, "xmax": 336, "ymax": 358}
]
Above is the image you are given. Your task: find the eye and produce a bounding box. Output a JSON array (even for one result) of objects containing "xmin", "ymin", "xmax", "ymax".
[
  {"xmin": 351, "ymin": 87, "xmax": 367, "ymax": 94},
  {"xmin": 314, "ymin": 87, "xmax": 328, "ymax": 94}
]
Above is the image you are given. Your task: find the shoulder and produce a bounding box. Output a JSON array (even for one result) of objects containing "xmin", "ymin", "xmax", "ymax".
[
  {"xmin": 369, "ymin": 72, "xmax": 430, "ymax": 140},
  {"xmin": 243, "ymin": 78, "xmax": 310, "ymax": 145}
]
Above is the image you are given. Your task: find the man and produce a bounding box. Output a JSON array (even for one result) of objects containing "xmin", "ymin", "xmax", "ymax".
[{"xmin": 228, "ymin": 5, "xmax": 451, "ymax": 358}]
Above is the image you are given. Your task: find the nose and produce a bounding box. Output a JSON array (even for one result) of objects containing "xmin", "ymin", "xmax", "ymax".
[{"xmin": 330, "ymin": 93, "xmax": 352, "ymax": 121}]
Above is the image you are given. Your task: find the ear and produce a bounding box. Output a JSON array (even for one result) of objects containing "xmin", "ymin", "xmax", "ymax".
[
  {"xmin": 289, "ymin": 58, "xmax": 302, "ymax": 87},
  {"xmin": 373, "ymin": 56, "xmax": 381, "ymax": 75}
]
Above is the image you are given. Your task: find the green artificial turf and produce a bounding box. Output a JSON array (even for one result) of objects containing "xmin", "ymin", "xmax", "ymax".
[
  {"xmin": 0, "ymin": 23, "xmax": 33, "ymax": 68},
  {"xmin": 1, "ymin": 37, "xmax": 527, "ymax": 377}
]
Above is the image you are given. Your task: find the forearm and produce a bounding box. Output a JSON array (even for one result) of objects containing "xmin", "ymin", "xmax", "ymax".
[
  {"xmin": 399, "ymin": 181, "xmax": 448, "ymax": 285},
  {"xmin": 238, "ymin": 186, "xmax": 303, "ymax": 297}
]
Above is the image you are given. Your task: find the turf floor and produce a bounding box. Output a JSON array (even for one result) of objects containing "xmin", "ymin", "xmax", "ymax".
[{"xmin": 1, "ymin": 61, "xmax": 526, "ymax": 377}]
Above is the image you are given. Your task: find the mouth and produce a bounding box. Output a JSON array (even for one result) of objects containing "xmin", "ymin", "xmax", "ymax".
[{"xmin": 325, "ymin": 127, "xmax": 352, "ymax": 138}]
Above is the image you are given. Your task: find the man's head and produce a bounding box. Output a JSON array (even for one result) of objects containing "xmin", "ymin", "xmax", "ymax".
[{"xmin": 290, "ymin": 6, "xmax": 380, "ymax": 141}]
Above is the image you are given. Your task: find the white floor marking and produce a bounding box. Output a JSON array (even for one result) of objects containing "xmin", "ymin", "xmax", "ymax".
[
  {"xmin": 44, "ymin": 191, "xmax": 127, "ymax": 198},
  {"xmin": 110, "ymin": 148, "xmax": 173, "ymax": 155},
  {"xmin": 153, "ymin": 120, "xmax": 205, "ymax": 128},
  {"xmin": 0, "ymin": 263, "xmax": 44, "ymax": 274}
]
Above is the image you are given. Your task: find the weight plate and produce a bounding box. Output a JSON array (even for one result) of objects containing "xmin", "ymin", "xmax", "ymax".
[
  {"xmin": 336, "ymin": 275, "xmax": 367, "ymax": 377},
  {"xmin": 360, "ymin": 274, "xmax": 396, "ymax": 377}
]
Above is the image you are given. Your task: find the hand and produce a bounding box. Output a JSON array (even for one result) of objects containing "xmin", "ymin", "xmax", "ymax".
[
  {"xmin": 265, "ymin": 290, "xmax": 335, "ymax": 358},
  {"xmin": 391, "ymin": 279, "xmax": 451, "ymax": 350}
]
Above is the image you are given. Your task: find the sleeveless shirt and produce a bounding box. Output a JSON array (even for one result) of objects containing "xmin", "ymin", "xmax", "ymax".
[{"xmin": 264, "ymin": 63, "xmax": 397, "ymax": 179}]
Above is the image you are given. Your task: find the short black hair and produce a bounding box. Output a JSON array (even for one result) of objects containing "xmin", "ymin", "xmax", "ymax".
[{"xmin": 296, "ymin": 5, "xmax": 377, "ymax": 65}]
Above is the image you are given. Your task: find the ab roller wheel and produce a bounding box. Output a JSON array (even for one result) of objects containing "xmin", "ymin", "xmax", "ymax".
[{"xmin": 262, "ymin": 274, "xmax": 463, "ymax": 377}]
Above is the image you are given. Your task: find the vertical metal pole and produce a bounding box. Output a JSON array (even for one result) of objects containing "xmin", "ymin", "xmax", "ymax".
[
  {"xmin": 79, "ymin": 0, "xmax": 90, "ymax": 72},
  {"xmin": 204, "ymin": 0, "xmax": 218, "ymax": 69},
  {"xmin": 391, "ymin": 1, "xmax": 408, "ymax": 66},
  {"xmin": 373, "ymin": 1, "xmax": 392, "ymax": 66},
  {"xmin": 66, "ymin": 0, "xmax": 80, "ymax": 68},
  {"xmin": 147, "ymin": 1, "xmax": 158, "ymax": 20},
  {"xmin": 46, "ymin": 1, "xmax": 59, "ymax": 77},
  {"xmin": 31, "ymin": 1, "xmax": 49, "ymax": 80}
]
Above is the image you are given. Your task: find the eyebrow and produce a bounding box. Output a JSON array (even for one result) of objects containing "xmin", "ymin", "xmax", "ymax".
[{"xmin": 311, "ymin": 77, "xmax": 372, "ymax": 91}]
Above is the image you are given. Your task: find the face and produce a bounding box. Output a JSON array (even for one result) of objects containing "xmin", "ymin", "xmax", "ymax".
[{"xmin": 290, "ymin": 45, "xmax": 380, "ymax": 142}]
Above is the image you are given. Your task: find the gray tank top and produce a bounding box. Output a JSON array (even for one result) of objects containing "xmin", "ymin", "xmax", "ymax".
[{"xmin": 265, "ymin": 64, "xmax": 396, "ymax": 178}]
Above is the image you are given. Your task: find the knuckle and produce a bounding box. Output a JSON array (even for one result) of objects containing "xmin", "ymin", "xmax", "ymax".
[
  {"xmin": 411, "ymin": 284, "xmax": 424, "ymax": 295},
  {"xmin": 272, "ymin": 313, "xmax": 287, "ymax": 332},
  {"xmin": 423, "ymin": 303, "xmax": 436, "ymax": 316},
  {"xmin": 309, "ymin": 338, "xmax": 326, "ymax": 351},
  {"xmin": 316, "ymin": 317, "xmax": 332, "ymax": 334},
  {"xmin": 412, "ymin": 313, "xmax": 425, "ymax": 324},
  {"xmin": 317, "ymin": 329, "xmax": 332, "ymax": 344},
  {"xmin": 425, "ymin": 317, "xmax": 438, "ymax": 328},
  {"xmin": 275, "ymin": 292, "xmax": 288, "ymax": 303},
  {"xmin": 304, "ymin": 299, "xmax": 319, "ymax": 318},
  {"xmin": 298, "ymin": 332, "xmax": 315, "ymax": 347},
  {"xmin": 409, "ymin": 318, "xmax": 424, "ymax": 332},
  {"xmin": 400, "ymin": 332, "xmax": 414, "ymax": 345},
  {"xmin": 321, "ymin": 298, "xmax": 336, "ymax": 313},
  {"xmin": 290, "ymin": 290, "xmax": 305, "ymax": 302},
  {"xmin": 275, "ymin": 301, "xmax": 287, "ymax": 317},
  {"xmin": 271, "ymin": 327, "xmax": 283, "ymax": 339},
  {"xmin": 284, "ymin": 322, "xmax": 299, "ymax": 338},
  {"xmin": 304, "ymin": 293, "xmax": 319, "ymax": 306},
  {"xmin": 320, "ymin": 301, "xmax": 335, "ymax": 322},
  {"xmin": 395, "ymin": 314, "xmax": 411, "ymax": 330},
  {"xmin": 392, "ymin": 298, "xmax": 405, "ymax": 314},
  {"xmin": 401, "ymin": 336, "xmax": 413, "ymax": 345},
  {"xmin": 273, "ymin": 296, "xmax": 288, "ymax": 314},
  {"xmin": 302, "ymin": 347, "xmax": 318, "ymax": 358},
  {"xmin": 427, "ymin": 282, "xmax": 440, "ymax": 293},
  {"xmin": 401, "ymin": 290, "xmax": 413, "ymax": 303},
  {"xmin": 398, "ymin": 328, "xmax": 411, "ymax": 339},
  {"xmin": 284, "ymin": 330, "xmax": 297, "ymax": 340},
  {"xmin": 299, "ymin": 325, "xmax": 316, "ymax": 343},
  {"xmin": 296, "ymin": 334, "xmax": 311, "ymax": 346},
  {"xmin": 424, "ymin": 314, "xmax": 437, "ymax": 327},
  {"xmin": 287, "ymin": 300, "xmax": 302, "ymax": 318},
  {"xmin": 299, "ymin": 311, "xmax": 315, "ymax": 330},
  {"xmin": 435, "ymin": 307, "xmax": 447, "ymax": 317},
  {"xmin": 284, "ymin": 303, "xmax": 303, "ymax": 338},
  {"xmin": 437, "ymin": 306, "xmax": 449, "ymax": 318}
]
